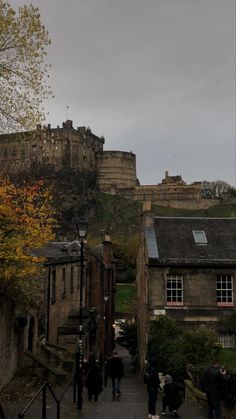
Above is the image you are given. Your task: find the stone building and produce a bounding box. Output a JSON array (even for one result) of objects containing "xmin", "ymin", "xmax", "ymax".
[
  {"xmin": 136, "ymin": 204, "xmax": 236, "ymax": 369},
  {"xmin": 0, "ymin": 120, "xmax": 226, "ymax": 208},
  {"xmin": 0, "ymin": 120, "xmax": 104, "ymax": 174},
  {"xmin": 31, "ymin": 238, "xmax": 115, "ymax": 363},
  {"xmin": 0, "ymin": 237, "xmax": 115, "ymax": 389}
]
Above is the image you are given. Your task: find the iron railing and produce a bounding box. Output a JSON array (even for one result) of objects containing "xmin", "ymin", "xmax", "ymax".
[{"xmin": 18, "ymin": 372, "xmax": 77, "ymax": 419}]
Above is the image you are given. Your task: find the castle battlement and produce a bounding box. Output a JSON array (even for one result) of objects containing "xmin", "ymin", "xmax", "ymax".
[{"xmin": 0, "ymin": 121, "xmax": 222, "ymax": 209}]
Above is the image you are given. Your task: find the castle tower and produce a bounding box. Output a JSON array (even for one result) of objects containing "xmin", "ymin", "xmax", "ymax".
[{"xmin": 97, "ymin": 150, "xmax": 138, "ymax": 193}]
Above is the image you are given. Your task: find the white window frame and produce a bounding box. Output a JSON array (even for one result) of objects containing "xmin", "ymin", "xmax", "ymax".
[
  {"xmin": 216, "ymin": 274, "xmax": 233, "ymax": 304},
  {"xmin": 218, "ymin": 333, "xmax": 236, "ymax": 348},
  {"xmin": 166, "ymin": 275, "xmax": 183, "ymax": 305}
]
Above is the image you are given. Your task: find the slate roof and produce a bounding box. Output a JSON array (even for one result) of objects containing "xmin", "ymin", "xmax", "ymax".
[
  {"xmin": 146, "ymin": 217, "xmax": 236, "ymax": 266},
  {"xmin": 30, "ymin": 241, "xmax": 81, "ymax": 264}
]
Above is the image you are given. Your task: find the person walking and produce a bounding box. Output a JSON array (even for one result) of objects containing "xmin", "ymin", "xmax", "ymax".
[
  {"xmin": 107, "ymin": 350, "xmax": 124, "ymax": 401},
  {"xmin": 161, "ymin": 374, "xmax": 183, "ymax": 417},
  {"xmin": 203, "ymin": 360, "xmax": 226, "ymax": 419},
  {"xmin": 144, "ymin": 359, "xmax": 161, "ymax": 419},
  {"xmin": 85, "ymin": 361, "xmax": 103, "ymax": 402}
]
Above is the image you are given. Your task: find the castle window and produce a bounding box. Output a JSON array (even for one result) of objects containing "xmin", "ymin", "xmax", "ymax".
[
  {"xmin": 70, "ymin": 267, "xmax": 74, "ymax": 294},
  {"xmin": 51, "ymin": 139, "xmax": 54, "ymax": 144},
  {"xmin": 44, "ymin": 139, "xmax": 46, "ymax": 144},
  {"xmin": 51, "ymin": 270, "xmax": 56, "ymax": 304},
  {"xmin": 62, "ymin": 268, "xmax": 66, "ymax": 299}
]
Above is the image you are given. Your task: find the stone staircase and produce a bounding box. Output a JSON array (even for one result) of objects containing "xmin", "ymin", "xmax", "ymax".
[{"xmin": 25, "ymin": 342, "xmax": 74, "ymax": 385}]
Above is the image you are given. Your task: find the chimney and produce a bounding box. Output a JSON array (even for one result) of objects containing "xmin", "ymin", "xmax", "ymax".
[
  {"xmin": 142, "ymin": 201, "xmax": 154, "ymax": 228},
  {"xmin": 165, "ymin": 170, "xmax": 169, "ymax": 179},
  {"xmin": 102, "ymin": 235, "xmax": 112, "ymax": 265}
]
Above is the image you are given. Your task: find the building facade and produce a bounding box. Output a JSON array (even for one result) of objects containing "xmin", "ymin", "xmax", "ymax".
[{"xmin": 137, "ymin": 206, "xmax": 236, "ymax": 369}]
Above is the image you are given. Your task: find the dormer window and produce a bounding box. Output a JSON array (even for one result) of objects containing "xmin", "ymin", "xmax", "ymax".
[{"xmin": 193, "ymin": 230, "xmax": 207, "ymax": 244}]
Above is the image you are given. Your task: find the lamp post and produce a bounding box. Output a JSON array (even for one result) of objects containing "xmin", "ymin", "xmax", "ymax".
[
  {"xmin": 104, "ymin": 294, "xmax": 109, "ymax": 360},
  {"xmin": 74, "ymin": 216, "xmax": 88, "ymax": 410}
]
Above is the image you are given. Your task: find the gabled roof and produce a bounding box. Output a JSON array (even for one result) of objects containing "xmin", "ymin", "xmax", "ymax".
[
  {"xmin": 30, "ymin": 241, "xmax": 80, "ymax": 258},
  {"xmin": 146, "ymin": 217, "xmax": 236, "ymax": 266}
]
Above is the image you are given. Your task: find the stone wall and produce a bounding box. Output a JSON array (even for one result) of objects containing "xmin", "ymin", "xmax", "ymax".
[
  {"xmin": 185, "ymin": 379, "xmax": 236, "ymax": 418},
  {"xmin": 47, "ymin": 262, "xmax": 82, "ymax": 346},
  {"xmin": 0, "ymin": 300, "xmax": 19, "ymax": 390},
  {"xmin": 97, "ymin": 150, "xmax": 138, "ymax": 191},
  {"xmin": 112, "ymin": 183, "xmax": 222, "ymax": 209}
]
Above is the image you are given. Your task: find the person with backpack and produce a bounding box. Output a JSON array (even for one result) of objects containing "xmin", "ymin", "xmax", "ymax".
[{"xmin": 144, "ymin": 359, "xmax": 161, "ymax": 419}]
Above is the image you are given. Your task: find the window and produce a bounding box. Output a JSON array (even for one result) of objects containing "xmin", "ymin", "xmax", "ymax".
[
  {"xmin": 77, "ymin": 267, "xmax": 80, "ymax": 290},
  {"xmin": 166, "ymin": 275, "xmax": 183, "ymax": 305},
  {"xmin": 51, "ymin": 270, "xmax": 56, "ymax": 304},
  {"xmin": 216, "ymin": 275, "xmax": 233, "ymax": 304},
  {"xmin": 193, "ymin": 230, "xmax": 207, "ymax": 244},
  {"xmin": 218, "ymin": 333, "xmax": 235, "ymax": 348},
  {"xmin": 62, "ymin": 268, "xmax": 66, "ymax": 299},
  {"xmin": 70, "ymin": 267, "xmax": 74, "ymax": 294}
]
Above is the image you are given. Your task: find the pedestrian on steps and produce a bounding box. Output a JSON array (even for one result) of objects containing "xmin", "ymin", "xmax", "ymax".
[
  {"xmin": 85, "ymin": 361, "xmax": 103, "ymax": 402},
  {"xmin": 107, "ymin": 350, "xmax": 124, "ymax": 401},
  {"xmin": 144, "ymin": 359, "xmax": 161, "ymax": 419}
]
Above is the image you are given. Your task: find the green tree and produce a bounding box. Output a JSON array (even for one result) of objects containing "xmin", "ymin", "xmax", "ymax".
[
  {"xmin": 0, "ymin": 0, "xmax": 51, "ymax": 133},
  {"xmin": 147, "ymin": 316, "xmax": 222, "ymax": 381}
]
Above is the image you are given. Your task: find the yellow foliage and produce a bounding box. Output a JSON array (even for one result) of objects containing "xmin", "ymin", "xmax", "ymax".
[
  {"xmin": 0, "ymin": 176, "xmax": 57, "ymax": 302},
  {"xmin": 0, "ymin": 1, "xmax": 52, "ymax": 133}
]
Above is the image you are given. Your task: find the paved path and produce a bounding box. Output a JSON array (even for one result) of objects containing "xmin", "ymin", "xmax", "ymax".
[{"xmin": 2, "ymin": 346, "xmax": 208, "ymax": 418}]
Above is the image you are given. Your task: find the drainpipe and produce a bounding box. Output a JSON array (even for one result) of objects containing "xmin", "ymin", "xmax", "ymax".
[{"xmin": 46, "ymin": 267, "xmax": 51, "ymax": 342}]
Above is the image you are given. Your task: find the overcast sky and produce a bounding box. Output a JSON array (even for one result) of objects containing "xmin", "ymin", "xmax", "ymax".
[{"xmin": 11, "ymin": 0, "xmax": 235, "ymax": 185}]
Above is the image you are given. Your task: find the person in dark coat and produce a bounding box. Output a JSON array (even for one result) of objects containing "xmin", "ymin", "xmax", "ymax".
[
  {"xmin": 161, "ymin": 374, "xmax": 182, "ymax": 417},
  {"xmin": 107, "ymin": 350, "xmax": 124, "ymax": 400},
  {"xmin": 144, "ymin": 359, "xmax": 161, "ymax": 419},
  {"xmin": 85, "ymin": 362, "xmax": 103, "ymax": 402},
  {"xmin": 203, "ymin": 361, "xmax": 226, "ymax": 419}
]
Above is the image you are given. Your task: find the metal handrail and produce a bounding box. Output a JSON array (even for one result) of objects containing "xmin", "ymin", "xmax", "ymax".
[{"xmin": 18, "ymin": 372, "xmax": 77, "ymax": 419}]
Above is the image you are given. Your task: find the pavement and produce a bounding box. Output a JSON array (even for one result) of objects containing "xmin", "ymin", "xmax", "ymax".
[{"xmin": 1, "ymin": 346, "xmax": 208, "ymax": 419}]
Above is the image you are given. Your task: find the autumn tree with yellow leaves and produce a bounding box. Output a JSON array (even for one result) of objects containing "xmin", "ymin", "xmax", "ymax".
[
  {"xmin": 0, "ymin": 0, "xmax": 52, "ymax": 133},
  {"xmin": 0, "ymin": 177, "xmax": 56, "ymax": 303}
]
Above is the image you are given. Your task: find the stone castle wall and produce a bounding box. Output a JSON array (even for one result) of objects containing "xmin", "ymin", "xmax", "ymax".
[
  {"xmin": 0, "ymin": 121, "xmax": 229, "ymax": 209},
  {"xmin": 113, "ymin": 183, "xmax": 221, "ymax": 209},
  {"xmin": 0, "ymin": 120, "xmax": 104, "ymax": 175},
  {"xmin": 96, "ymin": 150, "xmax": 138, "ymax": 191}
]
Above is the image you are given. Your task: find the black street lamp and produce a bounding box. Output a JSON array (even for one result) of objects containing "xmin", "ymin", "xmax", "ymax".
[
  {"xmin": 104, "ymin": 294, "xmax": 109, "ymax": 360},
  {"xmin": 74, "ymin": 216, "xmax": 88, "ymax": 410}
]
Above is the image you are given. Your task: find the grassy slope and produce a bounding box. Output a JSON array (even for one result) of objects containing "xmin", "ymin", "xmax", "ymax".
[{"xmin": 115, "ymin": 283, "xmax": 136, "ymax": 315}]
